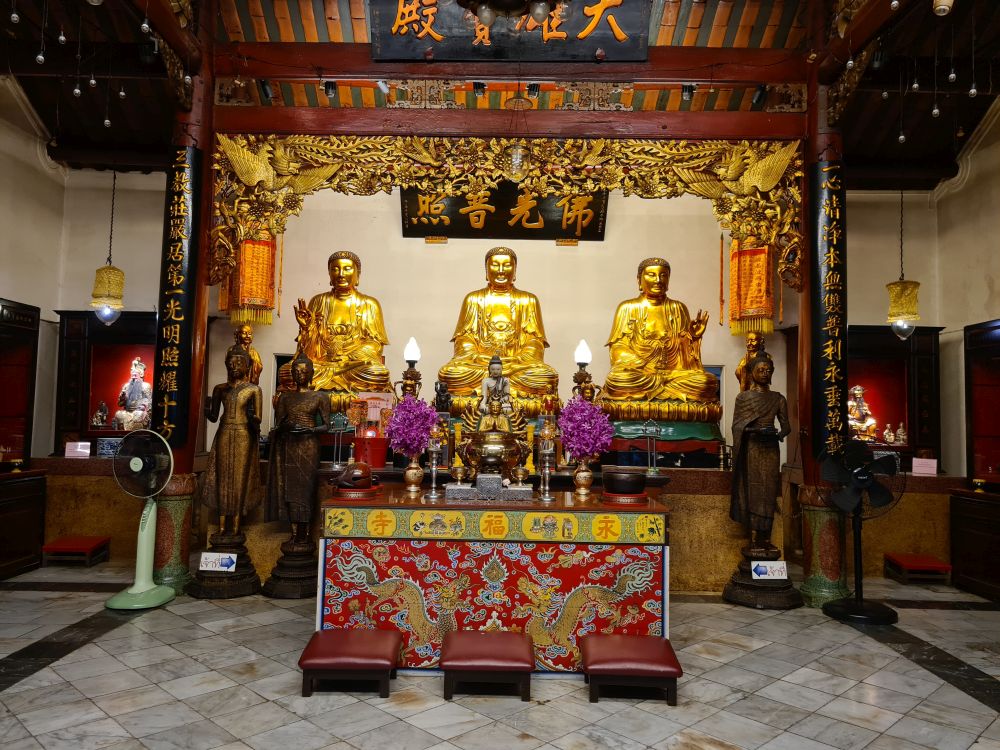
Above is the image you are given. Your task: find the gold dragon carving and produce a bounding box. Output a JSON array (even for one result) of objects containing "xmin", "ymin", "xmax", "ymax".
[{"xmin": 211, "ymin": 134, "xmax": 804, "ymax": 290}]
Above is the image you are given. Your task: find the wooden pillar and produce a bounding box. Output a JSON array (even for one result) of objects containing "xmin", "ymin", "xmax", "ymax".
[
  {"xmin": 149, "ymin": 4, "xmax": 214, "ymax": 592},
  {"xmin": 797, "ymin": 77, "xmax": 851, "ymax": 606}
]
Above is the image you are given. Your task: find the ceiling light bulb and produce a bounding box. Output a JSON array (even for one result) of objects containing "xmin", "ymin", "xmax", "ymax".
[
  {"xmin": 183, "ymin": 73, "xmax": 192, "ymax": 86},
  {"xmin": 9, "ymin": 10, "xmax": 18, "ymax": 23},
  {"xmin": 476, "ymin": 4, "xmax": 496, "ymax": 27},
  {"xmin": 969, "ymin": 83, "xmax": 978, "ymax": 97},
  {"xmin": 932, "ymin": 104, "xmax": 940, "ymax": 117},
  {"xmin": 881, "ymin": 89, "xmax": 889, "ymax": 99},
  {"xmin": 140, "ymin": 17, "xmax": 150, "ymax": 34},
  {"xmin": 948, "ymin": 68, "xmax": 957, "ymax": 83},
  {"xmin": 118, "ymin": 86, "xmax": 126, "ymax": 99},
  {"xmin": 890, "ymin": 0, "xmax": 899, "ymax": 9},
  {"xmin": 846, "ymin": 55, "xmax": 855, "ymax": 70},
  {"xmin": 58, "ymin": 28, "xmax": 66, "ymax": 44},
  {"xmin": 104, "ymin": 118, "xmax": 111, "ymax": 128},
  {"xmin": 529, "ymin": 0, "xmax": 550, "ymax": 23},
  {"xmin": 89, "ymin": 75, "xmax": 97, "ymax": 87},
  {"xmin": 35, "ymin": 51, "xmax": 45, "ymax": 64},
  {"xmin": 890, "ymin": 320, "xmax": 915, "ymax": 340},
  {"xmin": 911, "ymin": 78, "xmax": 919, "ymax": 92},
  {"xmin": 95, "ymin": 305, "xmax": 121, "ymax": 326},
  {"xmin": 73, "ymin": 83, "xmax": 82, "ymax": 97},
  {"xmin": 933, "ymin": 0, "xmax": 954, "ymax": 15},
  {"xmin": 898, "ymin": 131, "xmax": 906, "ymax": 143}
]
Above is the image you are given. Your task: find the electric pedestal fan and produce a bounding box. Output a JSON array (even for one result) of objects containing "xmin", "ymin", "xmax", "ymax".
[
  {"xmin": 820, "ymin": 440, "xmax": 905, "ymax": 625},
  {"xmin": 105, "ymin": 429, "xmax": 177, "ymax": 610}
]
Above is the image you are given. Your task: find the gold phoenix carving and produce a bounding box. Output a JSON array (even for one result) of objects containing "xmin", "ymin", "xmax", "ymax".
[{"xmin": 211, "ymin": 135, "xmax": 803, "ymax": 290}]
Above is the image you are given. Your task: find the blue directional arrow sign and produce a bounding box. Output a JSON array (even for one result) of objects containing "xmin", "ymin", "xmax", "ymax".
[
  {"xmin": 752, "ymin": 563, "xmax": 769, "ymax": 577},
  {"xmin": 219, "ymin": 555, "xmax": 236, "ymax": 570}
]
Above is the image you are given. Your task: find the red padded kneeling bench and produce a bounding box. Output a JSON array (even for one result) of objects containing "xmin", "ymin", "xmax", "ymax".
[
  {"xmin": 884, "ymin": 552, "xmax": 951, "ymax": 585},
  {"xmin": 42, "ymin": 536, "xmax": 110, "ymax": 567},
  {"xmin": 580, "ymin": 634, "xmax": 683, "ymax": 705},
  {"xmin": 440, "ymin": 630, "xmax": 534, "ymax": 701},
  {"xmin": 298, "ymin": 629, "xmax": 403, "ymax": 698}
]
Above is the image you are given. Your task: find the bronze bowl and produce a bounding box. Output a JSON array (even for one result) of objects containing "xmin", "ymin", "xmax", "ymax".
[{"xmin": 601, "ymin": 465, "xmax": 648, "ymax": 496}]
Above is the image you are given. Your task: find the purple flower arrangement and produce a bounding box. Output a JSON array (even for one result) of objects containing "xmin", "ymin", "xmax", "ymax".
[
  {"xmin": 386, "ymin": 395, "xmax": 438, "ymax": 457},
  {"xmin": 558, "ymin": 395, "xmax": 614, "ymax": 460}
]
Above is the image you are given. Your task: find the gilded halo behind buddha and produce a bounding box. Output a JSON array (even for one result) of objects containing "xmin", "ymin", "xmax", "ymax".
[
  {"xmin": 437, "ymin": 247, "xmax": 558, "ymax": 417},
  {"xmin": 600, "ymin": 258, "xmax": 722, "ymax": 422},
  {"xmin": 278, "ymin": 250, "xmax": 391, "ymax": 411}
]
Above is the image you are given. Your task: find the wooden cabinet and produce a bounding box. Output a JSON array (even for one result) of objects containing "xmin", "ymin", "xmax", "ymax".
[
  {"xmin": 54, "ymin": 310, "xmax": 157, "ymax": 453},
  {"xmin": 951, "ymin": 490, "xmax": 1000, "ymax": 601},
  {"xmin": 0, "ymin": 471, "xmax": 46, "ymax": 579},
  {"xmin": 965, "ymin": 319, "xmax": 1000, "ymax": 488},
  {"xmin": 0, "ymin": 299, "xmax": 40, "ymax": 470}
]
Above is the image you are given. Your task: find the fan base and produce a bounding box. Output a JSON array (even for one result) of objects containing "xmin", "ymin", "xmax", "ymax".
[
  {"xmin": 106, "ymin": 584, "xmax": 175, "ymax": 610},
  {"xmin": 822, "ymin": 597, "xmax": 898, "ymax": 625}
]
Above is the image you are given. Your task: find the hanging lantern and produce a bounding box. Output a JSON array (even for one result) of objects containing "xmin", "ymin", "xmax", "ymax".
[
  {"xmin": 90, "ymin": 172, "xmax": 124, "ymax": 326},
  {"xmin": 218, "ymin": 231, "xmax": 279, "ymax": 326},
  {"xmin": 499, "ymin": 142, "xmax": 531, "ymax": 182},
  {"xmin": 886, "ymin": 191, "xmax": 920, "ymax": 341},
  {"xmin": 728, "ymin": 236, "xmax": 774, "ymax": 335}
]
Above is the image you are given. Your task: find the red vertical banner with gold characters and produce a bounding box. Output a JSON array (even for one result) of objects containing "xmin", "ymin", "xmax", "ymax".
[
  {"xmin": 811, "ymin": 162, "xmax": 847, "ymax": 458},
  {"xmin": 728, "ymin": 238, "xmax": 774, "ymax": 335},
  {"xmin": 152, "ymin": 147, "xmax": 200, "ymax": 447}
]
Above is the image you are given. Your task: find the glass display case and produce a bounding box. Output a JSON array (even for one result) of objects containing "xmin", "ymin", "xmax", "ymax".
[
  {"xmin": 0, "ymin": 299, "xmax": 41, "ymax": 470},
  {"xmin": 965, "ymin": 319, "xmax": 1000, "ymax": 488},
  {"xmin": 847, "ymin": 325, "xmax": 942, "ymax": 470},
  {"xmin": 54, "ymin": 310, "xmax": 157, "ymax": 453}
]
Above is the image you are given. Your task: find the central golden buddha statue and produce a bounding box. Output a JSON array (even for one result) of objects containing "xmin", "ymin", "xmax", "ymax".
[
  {"xmin": 279, "ymin": 250, "xmax": 391, "ymax": 411},
  {"xmin": 600, "ymin": 257, "xmax": 721, "ymax": 422},
  {"xmin": 438, "ymin": 247, "xmax": 558, "ymax": 416}
]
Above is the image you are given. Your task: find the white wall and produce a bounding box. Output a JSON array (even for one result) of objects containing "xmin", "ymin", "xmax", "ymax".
[{"xmin": 207, "ymin": 190, "xmax": 785, "ymax": 446}]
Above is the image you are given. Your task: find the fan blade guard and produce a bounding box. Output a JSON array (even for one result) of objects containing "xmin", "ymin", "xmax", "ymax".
[{"xmin": 832, "ymin": 486, "xmax": 862, "ymax": 512}]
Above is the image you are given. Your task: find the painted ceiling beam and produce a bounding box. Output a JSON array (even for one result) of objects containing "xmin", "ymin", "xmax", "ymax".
[
  {"xmin": 818, "ymin": 0, "xmax": 918, "ymax": 84},
  {"xmin": 215, "ymin": 43, "xmax": 807, "ymax": 86},
  {"xmin": 128, "ymin": 0, "xmax": 202, "ymax": 73},
  {"xmin": 214, "ymin": 106, "xmax": 806, "ymax": 140}
]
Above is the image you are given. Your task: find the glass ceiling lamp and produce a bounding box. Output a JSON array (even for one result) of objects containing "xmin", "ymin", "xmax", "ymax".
[
  {"xmin": 91, "ymin": 172, "xmax": 125, "ymax": 326},
  {"xmin": 885, "ymin": 190, "xmax": 919, "ymax": 340},
  {"xmin": 499, "ymin": 77, "xmax": 534, "ymax": 182},
  {"xmin": 458, "ymin": 0, "xmax": 556, "ymax": 27}
]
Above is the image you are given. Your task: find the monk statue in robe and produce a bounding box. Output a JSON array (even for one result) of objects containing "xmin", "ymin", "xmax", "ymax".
[
  {"xmin": 279, "ymin": 250, "xmax": 391, "ymax": 399},
  {"xmin": 113, "ymin": 357, "xmax": 153, "ymax": 431},
  {"xmin": 478, "ymin": 354, "xmax": 512, "ymax": 414},
  {"xmin": 268, "ymin": 355, "xmax": 330, "ymax": 543},
  {"xmin": 438, "ymin": 247, "xmax": 558, "ymax": 412},
  {"xmin": 847, "ymin": 385, "xmax": 878, "ymax": 440},
  {"xmin": 729, "ymin": 354, "xmax": 790, "ymax": 552},
  {"xmin": 201, "ymin": 347, "xmax": 264, "ymax": 537},
  {"xmin": 735, "ymin": 332, "xmax": 773, "ymax": 392},
  {"xmin": 602, "ymin": 258, "xmax": 720, "ymax": 406},
  {"xmin": 229, "ymin": 324, "xmax": 263, "ymax": 385}
]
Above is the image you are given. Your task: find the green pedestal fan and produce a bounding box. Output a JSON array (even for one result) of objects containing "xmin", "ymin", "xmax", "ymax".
[{"xmin": 106, "ymin": 429, "xmax": 177, "ymax": 610}]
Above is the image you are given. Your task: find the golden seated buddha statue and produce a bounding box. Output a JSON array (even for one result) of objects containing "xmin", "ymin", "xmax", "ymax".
[
  {"xmin": 277, "ymin": 251, "xmax": 391, "ymax": 412},
  {"xmin": 599, "ymin": 257, "xmax": 721, "ymax": 422},
  {"xmin": 437, "ymin": 247, "xmax": 558, "ymax": 418},
  {"xmin": 456, "ymin": 395, "xmax": 530, "ymax": 483}
]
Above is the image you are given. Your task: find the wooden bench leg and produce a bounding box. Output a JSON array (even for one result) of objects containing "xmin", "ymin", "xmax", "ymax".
[
  {"xmin": 390, "ymin": 668, "xmax": 397, "ymax": 679},
  {"xmin": 665, "ymin": 678, "xmax": 677, "ymax": 706},
  {"xmin": 520, "ymin": 673, "xmax": 531, "ymax": 702},
  {"xmin": 302, "ymin": 672, "xmax": 313, "ymax": 697},
  {"xmin": 379, "ymin": 672, "xmax": 390, "ymax": 699},
  {"xmin": 443, "ymin": 672, "xmax": 455, "ymax": 700},
  {"xmin": 583, "ymin": 673, "xmax": 589, "ymax": 684},
  {"xmin": 589, "ymin": 678, "xmax": 600, "ymax": 703}
]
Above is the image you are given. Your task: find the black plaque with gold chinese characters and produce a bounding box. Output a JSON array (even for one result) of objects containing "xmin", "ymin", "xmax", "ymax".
[
  {"xmin": 370, "ymin": 0, "xmax": 650, "ymax": 62},
  {"xmin": 810, "ymin": 161, "xmax": 848, "ymax": 458},
  {"xmin": 152, "ymin": 147, "xmax": 200, "ymax": 447},
  {"xmin": 401, "ymin": 183, "xmax": 607, "ymax": 241}
]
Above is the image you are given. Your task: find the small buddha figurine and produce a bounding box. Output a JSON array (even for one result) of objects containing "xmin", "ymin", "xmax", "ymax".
[
  {"xmin": 479, "ymin": 355, "xmax": 512, "ymax": 414},
  {"xmin": 278, "ymin": 250, "xmax": 391, "ymax": 398},
  {"xmin": 602, "ymin": 258, "xmax": 719, "ymax": 413},
  {"xmin": 847, "ymin": 385, "xmax": 878, "ymax": 440},
  {"xmin": 228, "ymin": 324, "xmax": 263, "ymax": 385},
  {"xmin": 541, "ymin": 384, "xmax": 557, "ymax": 416},
  {"xmin": 438, "ymin": 247, "xmax": 558, "ymax": 413},
  {"xmin": 735, "ymin": 333, "xmax": 773, "ymax": 392},
  {"xmin": 896, "ymin": 422, "xmax": 907, "ymax": 444},
  {"xmin": 883, "ymin": 424, "xmax": 895, "ymax": 444},
  {"xmin": 434, "ymin": 381, "xmax": 453, "ymax": 413},
  {"xmin": 90, "ymin": 401, "xmax": 109, "ymax": 427},
  {"xmin": 113, "ymin": 358, "xmax": 153, "ymax": 431},
  {"xmin": 476, "ymin": 395, "xmax": 513, "ymax": 433}
]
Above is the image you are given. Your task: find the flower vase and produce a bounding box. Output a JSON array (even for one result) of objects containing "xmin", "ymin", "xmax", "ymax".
[
  {"xmin": 573, "ymin": 458, "xmax": 594, "ymax": 496},
  {"xmin": 403, "ymin": 456, "xmax": 424, "ymax": 492}
]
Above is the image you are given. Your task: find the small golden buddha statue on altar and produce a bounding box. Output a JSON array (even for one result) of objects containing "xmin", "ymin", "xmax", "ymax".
[
  {"xmin": 735, "ymin": 332, "xmax": 773, "ymax": 392},
  {"xmin": 278, "ymin": 251, "xmax": 391, "ymax": 411},
  {"xmin": 437, "ymin": 247, "xmax": 558, "ymax": 417},
  {"xmin": 456, "ymin": 393, "xmax": 530, "ymax": 482},
  {"xmin": 600, "ymin": 258, "xmax": 721, "ymax": 422},
  {"xmin": 847, "ymin": 384, "xmax": 878, "ymax": 440}
]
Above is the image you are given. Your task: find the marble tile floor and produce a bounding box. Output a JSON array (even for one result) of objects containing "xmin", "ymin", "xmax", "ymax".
[{"xmin": 1, "ymin": 567, "xmax": 999, "ymax": 750}]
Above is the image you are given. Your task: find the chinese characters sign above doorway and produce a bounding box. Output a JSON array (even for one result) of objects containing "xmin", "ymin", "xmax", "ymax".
[
  {"xmin": 370, "ymin": 0, "xmax": 650, "ymax": 62},
  {"xmin": 400, "ymin": 182, "xmax": 608, "ymax": 240}
]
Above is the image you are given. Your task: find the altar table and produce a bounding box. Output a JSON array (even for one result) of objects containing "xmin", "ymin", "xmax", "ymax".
[{"xmin": 318, "ymin": 491, "xmax": 669, "ymax": 671}]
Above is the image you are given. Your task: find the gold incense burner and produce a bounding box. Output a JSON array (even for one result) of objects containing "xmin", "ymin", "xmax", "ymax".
[{"xmin": 456, "ymin": 396, "xmax": 530, "ymax": 482}]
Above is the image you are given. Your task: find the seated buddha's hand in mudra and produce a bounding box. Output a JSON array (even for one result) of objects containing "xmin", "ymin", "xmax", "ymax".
[
  {"xmin": 293, "ymin": 298, "xmax": 312, "ymax": 331},
  {"xmin": 690, "ymin": 309, "xmax": 709, "ymax": 340}
]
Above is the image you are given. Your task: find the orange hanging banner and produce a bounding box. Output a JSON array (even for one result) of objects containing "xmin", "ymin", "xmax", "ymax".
[
  {"xmin": 218, "ymin": 232, "xmax": 277, "ymax": 326},
  {"xmin": 729, "ymin": 237, "xmax": 774, "ymax": 335}
]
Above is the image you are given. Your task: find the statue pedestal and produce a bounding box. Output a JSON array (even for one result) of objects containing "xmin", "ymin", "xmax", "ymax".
[
  {"xmin": 262, "ymin": 537, "xmax": 317, "ymax": 599},
  {"xmin": 186, "ymin": 531, "xmax": 261, "ymax": 599},
  {"xmin": 722, "ymin": 545, "xmax": 803, "ymax": 610}
]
